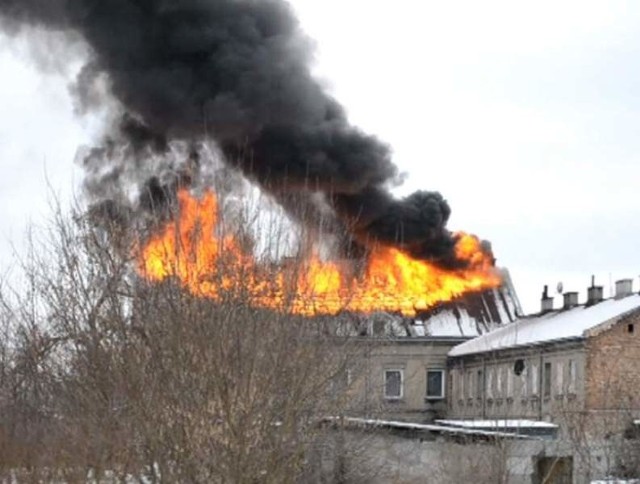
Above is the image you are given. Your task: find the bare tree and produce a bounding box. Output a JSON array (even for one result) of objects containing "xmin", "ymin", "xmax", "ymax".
[{"xmin": 0, "ymin": 197, "xmax": 373, "ymax": 483}]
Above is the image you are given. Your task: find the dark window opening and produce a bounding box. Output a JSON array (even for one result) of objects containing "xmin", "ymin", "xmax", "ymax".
[
  {"xmin": 384, "ymin": 370, "xmax": 402, "ymax": 399},
  {"xmin": 514, "ymin": 359, "xmax": 525, "ymax": 376},
  {"xmin": 629, "ymin": 323, "xmax": 635, "ymax": 334},
  {"xmin": 543, "ymin": 362, "xmax": 552, "ymax": 398},
  {"xmin": 426, "ymin": 369, "xmax": 445, "ymax": 399},
  {"xmin": 372, "ymin": 319, "xmax": 386, "ymax": 335}
]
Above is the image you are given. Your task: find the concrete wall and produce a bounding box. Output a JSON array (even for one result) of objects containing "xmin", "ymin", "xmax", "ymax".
[
  {"xmin": 316, "ymin": 430, "xmax": 548, "ymax": 484},
  {"xmin": 313, "ymin": 429, "xmax": 636, "ymax": 484},
  {"xmin": 353, "ymin": 338, "xmax": 463, "ymax": 421},
  {"xmin": 447, "ymin": 343, "xmax": 586, "ymax": 422}
]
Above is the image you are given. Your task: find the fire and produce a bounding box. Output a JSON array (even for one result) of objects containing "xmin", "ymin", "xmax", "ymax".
[{"xmin": 138, "ymin": 189, "xmax": 501, "ymax": 317}]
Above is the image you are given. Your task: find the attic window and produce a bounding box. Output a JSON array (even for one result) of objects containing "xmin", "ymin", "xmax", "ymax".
[{"xmin": 629, "ymin": 323, "xmax": 635, "ymax": 334}]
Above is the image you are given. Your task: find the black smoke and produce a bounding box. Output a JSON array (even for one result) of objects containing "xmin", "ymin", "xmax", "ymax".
[{"xmin": 0, "ymin": 0, "xmax": 492, "ymax": 269}]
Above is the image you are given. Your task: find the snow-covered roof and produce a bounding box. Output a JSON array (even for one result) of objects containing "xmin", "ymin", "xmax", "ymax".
[
  {"xmin": 449, "ymin": 295, "xmax": 640, "ymax": 357},
  {"xmin": 325, "ymin": 417, "xmax": 537, "ymax": 439},
  {"xmin": 591, "ymin": 480, "xmax": 640, "ymax": 484},
  {"xmin": 435, "ymin": 419, "xmax": 557, "ymax": 429},
  {"xmin": 415, "ymin": 275, "xmax": 522, "ymax": 338},
  {"xmin": 418, "ymin": 308, "xmax": 483, "ymax": 337}
]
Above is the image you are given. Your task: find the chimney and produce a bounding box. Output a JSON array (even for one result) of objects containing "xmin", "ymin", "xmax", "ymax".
[
  {"xmin": 587, "ymin": 275, "xmax": 604, "ymax": 306},
  {"xmin": 541, "ymin": 285, "xmax": 554, "ymax": 312},
  {"xmin": 615, "ymin": 279, "xmax": 633, "ymax": 299},
  {"xmin": 563, "ymin": 291, "xmax": 579, "ymax": 309}
]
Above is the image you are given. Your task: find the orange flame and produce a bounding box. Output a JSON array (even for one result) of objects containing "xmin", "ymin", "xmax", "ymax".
[{"xmin": 138, "ymin": 189, "xmax": 501, "ymax": 317}]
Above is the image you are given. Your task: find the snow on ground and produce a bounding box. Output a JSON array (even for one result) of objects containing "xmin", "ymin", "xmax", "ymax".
[{"xmin": 450, "ymin": 295, "xmax": 640, "ymax": 356}]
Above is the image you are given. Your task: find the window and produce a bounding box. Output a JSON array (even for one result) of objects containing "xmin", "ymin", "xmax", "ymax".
[
  {"xmin": 531, "ymin": 363, "xmax": 539, "ymax": 396},
  {"xmin": 496, "ymin": 367, "xmax": 503, "ymax": 397},
  {"xmin": 467, "ymin": 371, "xmax": 474, "ymax": 399},
  {"xmin": 568, "ymin": 360, "xmax": 577, "ymax": 394},
  {"xmin": 453, "ymin": 370, "xmax": 463, "ymax": 400},
  {"xmin": 543, "ymin": 362, "xmax": 552, "ymax": 398},
  {"xmin": 426, "ymin": 369, "xmax": 445, "ymax": 399},
  {"xmin": 486, "ymin": 369, "xmax": 494, "ymax": 399},
  {"xmin": 629, "ymin": 323, "xmax": 635, "ymax": 334},
  {"xmin": 556, "ymin": 361, "xmax": 564, "ymax": 394},
  {"xmin": 384, "ymin": 370, "xmax": 403, "ymax": 399},
  {"xmin": 476, "ymin": 370, "xmax": 484, "ymax": 399},
  {"xmin": 372, "ymin": 319, "xmax": 386, "ymax": 336}
]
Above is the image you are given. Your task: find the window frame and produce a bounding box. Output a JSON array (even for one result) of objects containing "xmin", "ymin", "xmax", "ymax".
[
  {"xmin": 426, "ymin": 368, "xmax": 446, "ymax": 400},
  {"xmin": 384, "ymin": 369, "xmax": 404, "ymax": 400}
]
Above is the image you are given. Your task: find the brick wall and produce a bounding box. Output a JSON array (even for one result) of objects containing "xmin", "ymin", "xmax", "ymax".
[{"xmin": 585, "ymin": 309, "xmax": 640, "ymax": 413}]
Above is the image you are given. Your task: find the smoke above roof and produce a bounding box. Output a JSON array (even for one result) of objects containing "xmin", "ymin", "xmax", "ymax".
[{"xmin": 0, "ymin": 0, "xmax": 492, "ymax": 268}]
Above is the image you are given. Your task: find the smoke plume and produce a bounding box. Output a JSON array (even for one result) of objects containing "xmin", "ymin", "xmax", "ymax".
[{"xmin": 0, "ymin": 0, "xmax": 492, "ymax": 268}]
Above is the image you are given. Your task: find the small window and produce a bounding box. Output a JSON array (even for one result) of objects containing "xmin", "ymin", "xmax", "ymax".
[
  {"xmin": 568, "ymin": 359, "xmax": 577, "ymax": 394},
  {"xmin": 486, "ymin": 368, "xmax": 494, "ymax": 399},
  {"xmin": 426, "ymin": 369, "xmax": 445, "ymax": 399},
  {"xmin": 543, "ymin": 362, "xmax": 552, "ymax": 398},
  {"xmin": 531, "ymin": 363, "xmax": 539, "ymax": 396},
  {"xmin": 372, "ymin": 319, "xmax": 386, "ymax": 335},
  {"xmin": 506, "ymin": 368, "xmax": 514, "ymax": 397},
  {"xmin": 384, "ymin": 370, "xmax": 403, "ymax": 399},
  {"xmin": 556, "ymin": 362, "xmax": 564, "ymax": 394},
  {"xmin": 521, "ymin": 366, "xmax": 528, "ymax": 398},
  {"xmin": 476, "ymin": 370, "xmax": 484, "ymax": 399},
  {"xmin": 629, "ymin": 323, "xmax": 635, "ymax": 334}
]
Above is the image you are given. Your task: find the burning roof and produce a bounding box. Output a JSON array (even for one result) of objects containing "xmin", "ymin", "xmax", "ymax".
[{"xmin": 139, "ymin": 189, "xmax": 501, "ymax": 317}]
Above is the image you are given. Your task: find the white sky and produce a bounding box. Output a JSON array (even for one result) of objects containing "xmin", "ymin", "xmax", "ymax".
[{"xmin": 1, "ymin": 0, "xmax": 640, "ymax": 312}]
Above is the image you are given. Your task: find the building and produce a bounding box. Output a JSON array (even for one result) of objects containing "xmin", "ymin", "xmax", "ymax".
[
  {"xmin": 446, "ymin": 279, "xmax": 640, "ymax": 438},
  {"xmin": 350, "ymin": 269, "xmax": 522, "ymax": 420},
  {"xmin": 345, "ymin": 276, "xmax": 640, "ymax": 483}
]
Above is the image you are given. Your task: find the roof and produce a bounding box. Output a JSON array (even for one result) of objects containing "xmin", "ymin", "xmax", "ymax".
[
  {"xmin": 435, "ymin": 419, "xmax": 557, "ymax": 429},
  {"xmin": 416, "ymin": 270, "xmax": 522, "ymax": 338},
  {"xmin": 324, "ymin": 417, "xmax": 537, "ymax": 440},
  {"xmin": 449, "ymin": 294, "xmax": 640, "ymax": 357}
]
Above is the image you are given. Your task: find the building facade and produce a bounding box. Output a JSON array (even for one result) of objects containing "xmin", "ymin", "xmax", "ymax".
[{"xmin": 446, "ymin": 285, "xmax": 640, "ymax": 438}]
